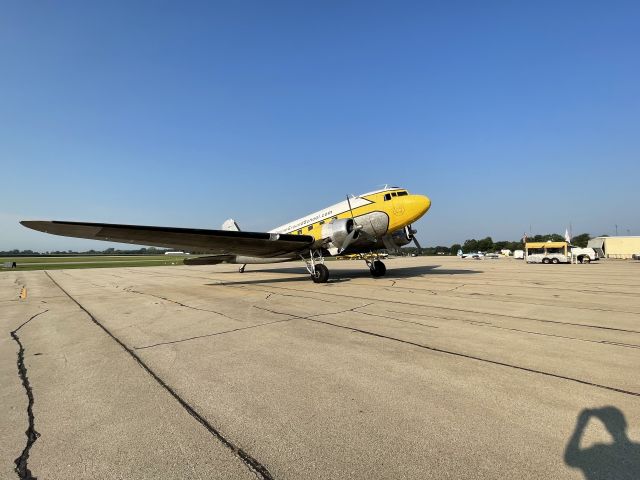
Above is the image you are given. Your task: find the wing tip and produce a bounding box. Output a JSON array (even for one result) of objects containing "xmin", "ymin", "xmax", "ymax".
[{"xmin": 20, "ymin": 220, "xmax": 52, "ymax": 232}]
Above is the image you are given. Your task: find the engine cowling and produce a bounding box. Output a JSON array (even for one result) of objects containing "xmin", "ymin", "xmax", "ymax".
[
  {"xmin": 390, "ymin": 225, "xmax": 415, "ymax": 247},
  {"xmin": 321, "ymin": 218, "xmax": 359, "ymax": 249}
]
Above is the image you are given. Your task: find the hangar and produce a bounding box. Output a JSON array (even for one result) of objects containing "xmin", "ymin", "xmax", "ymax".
[{"xmin": 587, "ymin": 236, "xmax": 640, "ymax": 259}]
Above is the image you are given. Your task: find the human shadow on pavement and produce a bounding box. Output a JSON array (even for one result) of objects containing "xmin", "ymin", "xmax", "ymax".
[
  {"xmin": 564, "ymin": 406, "xmax": 640, "ymax": 480},
  {"xmin": 209, "ymin": 264, "xmax": 480, "ymax": 286}
]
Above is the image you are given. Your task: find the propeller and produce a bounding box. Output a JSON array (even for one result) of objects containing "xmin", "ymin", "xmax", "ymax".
[
  {"xmin": 381, "ymin": 224, "xmax": 423, "ymax": 255},
  {"xmin": 338, "ymin": 195, "xmax": 364, "ymax": 253},
  {"xmin": 406, "ymin": 225, "xmax": 422, "ymax": 254}
]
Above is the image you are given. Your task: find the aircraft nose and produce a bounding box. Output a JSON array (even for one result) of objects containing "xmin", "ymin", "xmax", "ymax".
[
  {"xmin": 416, "ymin": 195, "xmax": 431, "ymax": 215},
  {"xmin": 405, "ymin": 194, "xmax": 431, "ymax": 222}
]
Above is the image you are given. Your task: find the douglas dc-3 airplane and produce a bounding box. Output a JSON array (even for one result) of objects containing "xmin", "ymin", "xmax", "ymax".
[{"xmin": 21, "ymin": 186, "xmax": 431, "ymax": 283}]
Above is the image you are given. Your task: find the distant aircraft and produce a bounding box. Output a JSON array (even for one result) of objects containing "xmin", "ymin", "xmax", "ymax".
[{"xmin": 21, "ymin": 186, "xmax": 431, "ymax": 283}]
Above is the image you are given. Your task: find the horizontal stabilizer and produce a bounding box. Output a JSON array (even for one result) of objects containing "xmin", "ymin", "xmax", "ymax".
[{"xmin": 184, "ymin": 255, "xmax": 234, "ymax": 265}]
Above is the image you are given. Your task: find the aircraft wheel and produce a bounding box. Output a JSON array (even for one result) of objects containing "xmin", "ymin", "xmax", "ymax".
[
  {"xmin": 370, "ymin": 260, "xmax": 387, "ymax": 277},
  {"xmin": 311, "ymin": 264, "xmax": 329, "ymax": 283}
]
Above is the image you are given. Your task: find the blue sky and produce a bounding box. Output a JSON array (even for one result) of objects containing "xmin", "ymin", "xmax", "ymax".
[{"xmin": 1, "ymin": 1, "xmax": 638, "ymax": 251}]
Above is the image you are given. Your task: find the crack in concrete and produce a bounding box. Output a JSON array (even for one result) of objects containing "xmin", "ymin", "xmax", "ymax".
[
  {"xmin": 353, "ymin": 310, "xmax": 439, "ymax": 329},
  {"xmin": 134, "ymin": 318, "xmax": 294, "ymax": 350},
  {"xmin": 10, "ymin": 309, "xmax": 49, "ymax": 480},
  {"xmin": 251, "ymin": 304, "xmax": 640, "ymax": 398},
  {"xmin": 219, "ymin": 284, "xmax": 335, "ymax": 304},
  {"xmin": 385, "ymin": 309, "xmax": 640, "ymax": 348},
  {"xmin": 240, "ymin": 283, "xmax": 640, "ymax": 334},
  {"xmin": 122, "ymin": 287, "xmax": 237, "ymax": 320},
  {"xmin": 44, "ymin": 272, "xmax": 274, "ymax": 480}
]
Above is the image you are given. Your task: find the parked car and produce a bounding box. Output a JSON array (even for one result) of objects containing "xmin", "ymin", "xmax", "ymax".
[{"xmin": 460, "ymin": 252, "xmax": 485, "ymax": 259}]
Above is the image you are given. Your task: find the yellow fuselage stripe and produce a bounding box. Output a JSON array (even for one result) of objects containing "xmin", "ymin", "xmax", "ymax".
[{"xmin": 285, "ymin": 190, "xmax": 429, "ymax": 241}]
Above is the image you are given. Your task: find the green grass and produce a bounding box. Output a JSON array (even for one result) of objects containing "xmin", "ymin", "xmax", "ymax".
[{"xmin": 0, "ymin": 255, "xmax": 188, "ymax": 271}]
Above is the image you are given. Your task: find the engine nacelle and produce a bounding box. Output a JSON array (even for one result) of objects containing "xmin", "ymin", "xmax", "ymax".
[
  {"xmin": 321, "ymin": 218, "xmax": 359, "ymax": 249},
  {"xmin": 391, "ymin": 225, "xmax": 415, "ymax": 247}
]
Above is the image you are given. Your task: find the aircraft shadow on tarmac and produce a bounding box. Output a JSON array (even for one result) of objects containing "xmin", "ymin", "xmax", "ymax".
[
  {"xmin": 210, "ymin": 264, "xmax": 480, "ymax": 286},
  {"xmin": 564, "ymin": 406, "xmax": 640, "ymax": 480}
]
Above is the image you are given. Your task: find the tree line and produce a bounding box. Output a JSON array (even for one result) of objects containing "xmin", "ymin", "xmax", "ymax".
[
  {"xmin": 3, "ymin": 233, "xmax": 595, "ymax": 257},
  {"xmin": 401, "ymin": 232, "xmax": 592, "ymax": 256},
  {"xmin": 0, "ymin": 247, "xmax": 169, "ymax": 256}
]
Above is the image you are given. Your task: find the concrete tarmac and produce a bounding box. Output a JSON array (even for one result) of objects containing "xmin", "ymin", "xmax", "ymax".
[{"xmin": 2, "ymin": 257, "xmax": 639, "ymax": 479}]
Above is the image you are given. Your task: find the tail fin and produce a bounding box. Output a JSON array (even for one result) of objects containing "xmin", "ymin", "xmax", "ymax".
[{"xmin": 222, "ymin": 219, "xmax": 241, "ymax": 231}]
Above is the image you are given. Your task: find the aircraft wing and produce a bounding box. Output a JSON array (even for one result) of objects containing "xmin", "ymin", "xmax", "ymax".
[{"xmin": 20, "ymin": 220, "xmax": 315, "ymax": 257}]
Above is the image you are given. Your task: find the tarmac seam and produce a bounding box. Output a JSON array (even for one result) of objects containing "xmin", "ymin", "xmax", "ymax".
[
  {"xmin": 239, "ymin": 284, "xmax": 640, "ymax": 334},
  {"xmin": 122, "ymin": 287, "xmax": 238, "ymax": 320},
  {"xmin": 252, "ymin": 305, "xmax": 640, "ymax": 398},
  {"xmin": 10, "ymin": 309, "xmax": 49, "ymax": 480},
  {"xmin": 44, "ymin": 271, "xmax": 274, "ymax": 480},
  {"xmin": 134, "ymin": 318, "xmax": 294, "ymax": 350},
  {"xmin": 384, "ymin": 310, "xmax": 640, "ymax": 349}
]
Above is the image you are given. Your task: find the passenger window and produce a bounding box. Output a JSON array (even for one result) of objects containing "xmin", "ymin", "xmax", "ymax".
[
  {"xmin": 397, "ymin": 191, "xmax": 408, "ymax": 196},
  {"xmin": 384, "ymin": 193, "xmax": 391, "ymax": 201}
]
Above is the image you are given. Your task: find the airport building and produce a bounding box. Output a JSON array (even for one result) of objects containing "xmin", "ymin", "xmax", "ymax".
[{"xmin": 587, "ymin": 236, "xmax": 640, "ymax": 259}]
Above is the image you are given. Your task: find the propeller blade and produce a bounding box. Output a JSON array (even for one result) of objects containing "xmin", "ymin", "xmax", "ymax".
[
  {"xmin": 413, "ymin": 236, "xmax": 422, "ymax": 254},
  {"xmin": 339, "ymin": 228, "xmax": 359, "ymax": 253},
  {"xmin": 382, "ymin": 234, "xmax": 401, "ymax": 253},
  {"xmin": 346, "ymin": 195, "xmax": 356, "ymax": 220}
]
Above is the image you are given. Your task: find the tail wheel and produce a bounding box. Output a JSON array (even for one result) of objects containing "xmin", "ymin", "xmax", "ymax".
[
  {"xmin": 370, "ymin": 260, "xmax": 387, "ymax": 277},
  {"xmin": 311, "ymin": 264, "xmax": 330, "ymax": 283}
]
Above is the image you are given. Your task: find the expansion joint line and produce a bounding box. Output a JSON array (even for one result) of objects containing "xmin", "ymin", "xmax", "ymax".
[
  {"xmin": 11, "ymin": 309, "xmax": 49, "ymax": 480},
  {"xmin": 254, "ymin": 304, "xmax": 640, "ymax": 398},
  {"xmin": 44, "ymin": 272, "xmax": 274, "ymax": 480}
]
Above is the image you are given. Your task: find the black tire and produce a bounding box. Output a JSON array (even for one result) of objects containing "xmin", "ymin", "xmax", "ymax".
[
  {"xmin": 551, "ymin": 258, "xmax": 560, "ymax": 264},
  {"xmin": 311, "ymin": 264, "xmax": 329, "ymax": 283},
  {"xmin": 542, "ymin": 258, "xmax": 550, "ymax": 264},
  {"xmin": 370, "ymin": 260, "xmax": 387, "ymax": 277}
]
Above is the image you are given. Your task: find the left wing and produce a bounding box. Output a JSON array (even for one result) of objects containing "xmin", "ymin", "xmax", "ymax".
[{"xmin": 20, "ymin": 220, "xmax": 315, "ymax": 257}]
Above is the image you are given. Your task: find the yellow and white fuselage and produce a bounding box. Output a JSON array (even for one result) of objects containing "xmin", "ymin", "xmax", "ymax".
[{"xmin": 270, "ymin": 186, "xmax": 431, "ymax": 255}]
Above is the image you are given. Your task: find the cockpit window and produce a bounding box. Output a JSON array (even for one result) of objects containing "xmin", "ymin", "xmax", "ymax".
[
  {"xmin": 397, "ymin": 191, "xmax": 408, "ymax": 196},
  {"xmin": 391, "ymin": 192, "xmax": 397, "ymax": 197},
  {"xmin": 384, "ymin": 193, "xmax": 391, "ymax": 201}
]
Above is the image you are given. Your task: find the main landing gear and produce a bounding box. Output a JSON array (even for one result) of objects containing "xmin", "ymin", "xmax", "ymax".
[
  {"xmin": 303, "ymin": 250, "xmax": 387, "ymax": 283},
  {"xmin": 368, "ymin": 259, "xmax": 387, "ymax": 277},
  {"xmin": 303, "ymin": 250, "xmax": 330, "ymax": 283}
]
